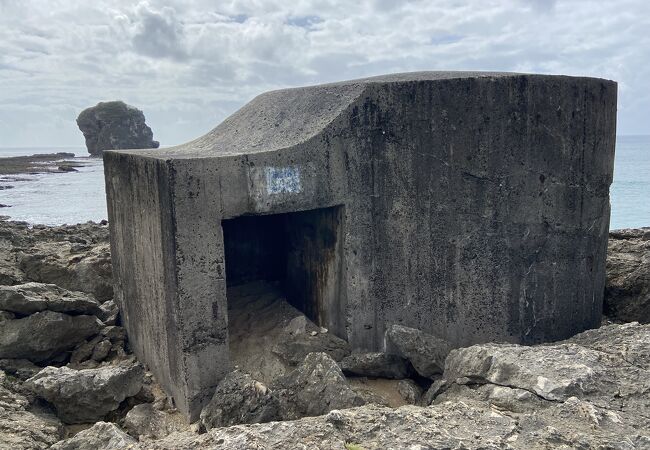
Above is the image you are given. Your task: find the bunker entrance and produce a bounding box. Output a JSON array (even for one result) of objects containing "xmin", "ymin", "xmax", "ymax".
[{"xmin": 221, "ymin": 206, "xmax": 345, "ymax": 378}]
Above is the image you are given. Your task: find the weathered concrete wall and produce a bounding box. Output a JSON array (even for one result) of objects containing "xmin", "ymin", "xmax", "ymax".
[
  {"xmin": 104, "ymin": 72, "xmax": 617, "ymax": 419},
  {"xmin": 103, "ymin": 153, "xmax": 183, "ymax": 407}
]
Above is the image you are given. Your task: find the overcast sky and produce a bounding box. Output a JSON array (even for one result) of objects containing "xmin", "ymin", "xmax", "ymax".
[{"xmin": 0, "ymin": 0, "xmax": 648, "ymax": 148}]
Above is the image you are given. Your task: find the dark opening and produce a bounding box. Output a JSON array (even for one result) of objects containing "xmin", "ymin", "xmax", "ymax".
[{"xmin": 221, "ymin": 205, "xmax": 345, "ymax": 335}]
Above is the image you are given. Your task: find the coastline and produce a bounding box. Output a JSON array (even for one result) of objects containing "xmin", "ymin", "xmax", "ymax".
[{"xmin": 2, "ymin": 135, "xmax": 649, "ymax": 228}]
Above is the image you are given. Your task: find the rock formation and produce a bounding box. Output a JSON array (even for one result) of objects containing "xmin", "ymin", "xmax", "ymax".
[
  {"xmin": 50, "ymin": 422, "xmax": 136, "ymax": 450},
  {"xmin": 0, "ymin": 310, "xmax": 101, "ymax": 362},
  {"xmin": 26, "ymin": 361, "xmax": 144, "ymax": 423},
  {"xmin": 384, "ymin": 324, "xmax": 453, "ymax": 378},
  {"xmin": 340, "ymin": 352, "xmax": 412, "ymax": 379},
  {"xmin": 200, "ymin": 370, "xmax": 280, "ymax": 430},
  {"xmin": 76, "ymin": 101, "xmax": 159, "ymax": 156},
  {"xmin": 270, "ymin": 352, "xmax": 366, "ymax": 421}
]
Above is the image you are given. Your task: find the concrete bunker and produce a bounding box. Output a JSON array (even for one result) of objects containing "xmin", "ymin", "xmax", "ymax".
[
  {"xmin": 104, "ymin": 72, "xmax": 617, "ymax": 419},
  {"xmin": 222, "ymin": 205, "xmax": 346, "ymax": 338}
]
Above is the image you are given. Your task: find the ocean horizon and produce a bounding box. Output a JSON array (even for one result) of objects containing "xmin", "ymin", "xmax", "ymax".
[{"xmin": 0, "ymin": 136, "xmax": 648, "ymax": 229}]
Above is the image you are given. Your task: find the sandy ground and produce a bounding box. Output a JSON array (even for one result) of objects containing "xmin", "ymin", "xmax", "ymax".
[
  {"xmin": 227, "ymin": 281, "xmax": 316, "ymax": 383},
  {"xmin": 227, "ymin": 281, "xmax": 412, "ymax": 407}
]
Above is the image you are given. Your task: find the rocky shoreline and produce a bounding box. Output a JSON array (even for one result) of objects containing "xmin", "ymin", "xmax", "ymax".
[
  {"xmin": 0, "ymin": 153, "xmax": 87, "ymax": 176},
  {"xmin": 0, "ymin": 153, "xmax": 95, "ymax": 213},
  {"xmin": 0, "ymin": 219, "xmax": 648, "ymax": 449}
]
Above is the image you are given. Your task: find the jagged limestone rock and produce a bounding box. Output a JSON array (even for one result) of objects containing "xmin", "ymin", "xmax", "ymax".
[
  {"xmin": 271, "ymin": 352, "xmax": 365, "ymax": 420},
  {"xmin": 385, "ymin": 324, "xmax": 453, "ymax": 378},
  {"xmin": 396, "ymin": 379, "xmax": 423, "ymax": 404},
  {"xmin": 340, "ymin": 352, "xmax": 411, "ymax": 379},
  {"xmin": 26, "ymin": 361, "xmax": 144, "ymax": 423},
  {"xmin": 76, "ymin": 101, "xmax": 159, "ymax": 156},
  {"xmin": 271, "ymin": 331, "xmax": 351, "ymax": 367},
  {"xmin": 125, "ymin": 323, "xmax": 650, "ymax": 449},
  {"xmin": 0, "ymin": 282, "xmax": 102, "ymax": 316},
  {"xmin": 443, "ymin": 324, "xmax": 650, "ymax": 406},
  {"xmin": 50, "ymin": 421, "xmax": 136, "ymax": 450},
  {"xmin": 200, "ymin": 370, "xmax": 280, "ymax": 430},
  {"xmin": 123, "ymin": 403, "xmax": 189, "ymax": 440},
  {"xmin": 0, "ymin": 370, "xmax": 64, "ymax": 449},
  {"xmin": 18, "ymin": 242, "xmax": 113, "ymax": 302},
  {"xmin": 0, "ymin": 311, "xmax": 101, "ymax": 362},
  {"xmin": 0, "ymin": 359, "xmax": 40, "ymax": 381}
]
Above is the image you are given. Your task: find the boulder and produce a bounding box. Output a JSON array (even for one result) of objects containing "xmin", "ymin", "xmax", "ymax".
[
  {"xmin": 69, "ymin": 336, "xmax": 106, "ymax": 368},
  {"xmin": 271, "ymin": 352, "xmax": 365, "ymax": 420},
  {"xmin": 340, "ymin": 352, "xmax": 411, "ymax": 379},
  {"xmin": 563, "ymin": 321, "xmax": 650, "ymax": 370},
  {"xmin": 443, "ymin": 327, "xmax": 649, "ymax": 404},
  {"xmin": 0, "ymin": 282, "xmax": 102, "ymax": 316},
  {"xmin": 68, "ymin": 325, "xmax": 128, "ymax": 369},
  {"xmin": 272, "ymin": 331, "xmax": 351, "ymax": 367},
  {"xmin": 26, "ymin": 361, "xmax": 144, "ymax": 423},
  {"xmin": 0, "ymin": 250, "xmax": 24, "ymax": 286},
  {"xmin": 385, "ymin": 324, "xmax": 453, "ymax": 378},
  {"xmin": 146, "ymin": 323, "xmax": 650, "ymax": 450},
  {"xmin": 76, "ymin": 101, "xmax": 159, "ymax": 156},
  {"xmin": 98, "ymin": 299, "xmax": 119, "ymax": 325},
  {"xmin": 0, "ymin": 370, "xmax": 64, "ymax": 449},
  {"xmin": 123, "ymin": 403, "xmax": 188, "ymax": 440},
  {"xmin": 0, "ymin": 359, "xmax": 41, "ymax": 381},
  {"xmin": 18, "ymin": 242, "xmax": 113, "ymax": 302},
  {"xmin": 50, "ymin": 421, "xmax": 136, "ymax": 450},
  {"xmin": 436, "ymin": 383, "xmax": 544, "ymax": 414},
  {"xmin": 605, "ymin": 228, "xmax": 650, "ymax": 323},
  {"xmin": 440, "ymin": 323, "xmax": 650, "ymax": 431},
  {"xmin": 200, "ymin": 370, "xmax": 280, "ymax": 430},
  {"xmin": 397, "ymin": 379, "xmax": 423, "ymax": 404},
  {"xmin": 0, "ymin": 311, "xmax": 101, "ymax": 362}
]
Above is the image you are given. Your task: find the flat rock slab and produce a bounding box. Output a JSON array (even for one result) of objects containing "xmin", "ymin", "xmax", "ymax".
[
  {"xmin": 340, "ymin": 352, "xmax": 412, "ymax": 379},
  {"xmin": 443, "ymin": 322, "xmax": 650, "ymax": 406},
  {"xmin": 0, "ymin": 282, "xmax": 102, "ymax": 316},
  {"xmin": 272, "ymin": 332, "xmax": 351, "ymax": 368},
  {"xmin": 0, "ymin": 310, "xmax": 101, "ymax": 362}
]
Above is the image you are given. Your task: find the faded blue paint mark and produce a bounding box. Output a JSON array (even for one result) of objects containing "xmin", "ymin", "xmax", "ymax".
[{"xmin": 266, "ymin": 167, "xmax": 301, "ymax": 194}]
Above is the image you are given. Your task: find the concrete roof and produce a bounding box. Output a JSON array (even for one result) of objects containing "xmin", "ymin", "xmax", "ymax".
[{"xmin": 106, "ymin": 71, "xmax": 608, "ymax": 160}]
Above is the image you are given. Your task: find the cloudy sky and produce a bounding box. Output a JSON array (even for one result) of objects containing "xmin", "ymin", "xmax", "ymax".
[{"xmin": 0, "ymin": 0, "xmax": 648, "ymax": 148}]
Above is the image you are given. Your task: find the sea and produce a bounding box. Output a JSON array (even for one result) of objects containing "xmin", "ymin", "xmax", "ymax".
[{"xmin": 0, "ymin": 136, "xmax": 648, "ymax": 229}]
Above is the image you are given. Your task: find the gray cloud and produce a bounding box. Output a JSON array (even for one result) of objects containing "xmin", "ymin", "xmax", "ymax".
[
  {"xmin": 131, "ymin": 3, "xmax": 187, "ymax": 59},
  {"xmin": 0, "ymin": 0, "xmax": 648, "ymax": 148}
]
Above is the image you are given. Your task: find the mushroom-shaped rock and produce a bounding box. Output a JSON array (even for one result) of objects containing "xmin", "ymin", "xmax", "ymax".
[{"xmin": 76, "ymin": 100, "xmax": 159, "ymax": 156}]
